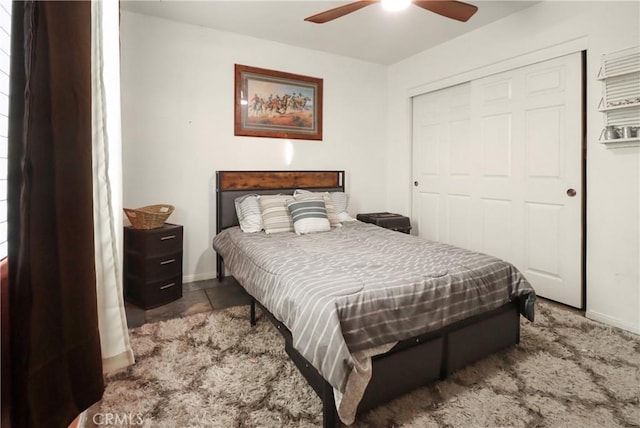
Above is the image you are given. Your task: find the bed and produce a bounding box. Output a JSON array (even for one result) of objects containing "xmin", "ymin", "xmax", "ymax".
[{"xmin": 213, "ymin": 170, "xmax": 535, "ymax": 427}]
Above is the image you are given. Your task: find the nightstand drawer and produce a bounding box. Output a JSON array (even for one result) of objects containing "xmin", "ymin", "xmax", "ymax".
[
  {"xmin": 125, "ymin": 252, "xmax": 182, "ymax": 280},
  {"xmin": 125, "ymin": 224, "xmax": 183, "ymax": 257},
  {"xmin": 124, "ymin": 273, "xmax": 183, "ymax": 310},
  {"xmin": 124, "ymin": 223, "xmax": 184, "ymax": 309}
]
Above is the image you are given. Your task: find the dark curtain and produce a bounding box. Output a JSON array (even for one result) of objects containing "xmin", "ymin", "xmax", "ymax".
[{"xmin": 8, "ymin": 2, "xmax": 105, "ymax": 427}]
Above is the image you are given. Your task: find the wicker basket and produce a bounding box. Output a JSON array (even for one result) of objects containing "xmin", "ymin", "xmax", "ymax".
[{"xmin": 124, "ymin": 204, "xmax": 175, "ymax": 229}]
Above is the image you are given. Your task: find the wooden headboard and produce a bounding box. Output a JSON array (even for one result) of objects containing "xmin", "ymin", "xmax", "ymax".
[
  {"xmin": 215, "ymin": 170, "xmax": 345, "ymax": 278},
  {"xmin": 216, "ymin": 170, "xmax": 345, "ymax": 233}
]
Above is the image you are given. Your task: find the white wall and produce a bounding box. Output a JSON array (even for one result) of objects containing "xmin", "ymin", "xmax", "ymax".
[
  {"xmin": 386, "ymin": 1, "xmax": 640, "ymax": 333},
  {"xmin": 120, "ymin": 11, "xmax": 388, "ymax": 282},
  {"xmin": 121, "ymin": 4, "xmax": 639, "ymax": 334}
]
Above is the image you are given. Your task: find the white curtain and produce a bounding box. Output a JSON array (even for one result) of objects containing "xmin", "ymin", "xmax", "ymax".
[{"xmin": 92, "ymin": 0, "xmax": 135, "ymax": 373}]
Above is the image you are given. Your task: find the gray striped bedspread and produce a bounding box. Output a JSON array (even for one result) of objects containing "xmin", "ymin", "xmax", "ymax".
[{"xmin": 212, "ymin": 221, "xmax": 535, "ymax": 422}]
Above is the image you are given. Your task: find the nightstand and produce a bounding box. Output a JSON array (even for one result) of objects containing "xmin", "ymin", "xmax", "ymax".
[
  {"xmin": 356, "ymin": 212, "xmax": 412, "ymax": 234},
  {"xmin": 124, "ymin": 223, "xmax": 183, "ymax": 309}
]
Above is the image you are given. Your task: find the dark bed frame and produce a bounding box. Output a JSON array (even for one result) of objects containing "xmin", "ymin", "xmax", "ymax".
[{"xmin": 215, "ymin": 170, "xmax": 521, "ymax": 427}]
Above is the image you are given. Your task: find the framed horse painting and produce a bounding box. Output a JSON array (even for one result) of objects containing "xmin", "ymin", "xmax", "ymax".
[{"xmin": 234, "ymin": 64, "xmax": 323, "ymax": 140}]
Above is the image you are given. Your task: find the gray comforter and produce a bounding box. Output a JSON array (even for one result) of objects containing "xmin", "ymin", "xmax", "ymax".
[{"xmin": 213, "ymin": 221, "xmax": 535, "ymax": 422}]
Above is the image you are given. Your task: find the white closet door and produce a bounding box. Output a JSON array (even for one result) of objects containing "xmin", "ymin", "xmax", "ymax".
[{"xmin": 412, "ymin": 52, "xmax": 583, "ymax": 308}]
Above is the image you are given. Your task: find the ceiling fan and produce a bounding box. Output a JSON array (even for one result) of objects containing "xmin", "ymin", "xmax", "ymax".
[{"xmin": 304, "ymin": 0, "xmax": 478, "ymax": 24}]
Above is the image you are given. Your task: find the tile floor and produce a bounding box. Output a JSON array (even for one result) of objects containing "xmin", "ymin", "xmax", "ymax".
[{"xmin": 125, "ymin": 276, "xmax": 252, "ymax": 328}]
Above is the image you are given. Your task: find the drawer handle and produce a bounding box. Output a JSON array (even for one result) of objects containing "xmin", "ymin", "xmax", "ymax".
[
  {"xmin": 160, "ymin": 259, "xmax": 176, "ymax": 265},
  {"xmin": 160, "ymin": 282, "xmax": 176, "ymax": 290},
  {"xmin": 160, "ymin": 235, "xmax": 176, "ymax": 241}
]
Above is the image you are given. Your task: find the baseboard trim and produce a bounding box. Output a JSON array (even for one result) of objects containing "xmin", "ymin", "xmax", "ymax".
[
  {"xmin": 585, "ymin": 310, "xmax": 640, "ymax": 335},
  {"xmin": 183, "ymin": 272, "xmax": 216, "ymax": 284}
]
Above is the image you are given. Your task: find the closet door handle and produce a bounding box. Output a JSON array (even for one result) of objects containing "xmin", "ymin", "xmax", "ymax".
[{"xmin": 566, "ymin": 188, "xmax": 576, "ymax": 197}]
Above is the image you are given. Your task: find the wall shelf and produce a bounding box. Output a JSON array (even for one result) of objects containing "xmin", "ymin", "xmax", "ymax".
[
  {"xmin": 598, "ymin": 100, "xmax": 640, "ymax": 112},
  {"xmin": 600, "ymin": 138, "xmax": 640, "ymax": 149},
  {"xmin": 598, "ymin": 46, "xmax": 640, "ymax": 149},
  {"xmin": 596, "ymin": 69, "xmax": 640, "ymax": 81}
]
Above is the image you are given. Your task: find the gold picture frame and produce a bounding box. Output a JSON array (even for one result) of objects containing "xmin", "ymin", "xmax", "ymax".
[{"xmin": 234, "ymin": 64, "xmax": 323, "ymax": 140}]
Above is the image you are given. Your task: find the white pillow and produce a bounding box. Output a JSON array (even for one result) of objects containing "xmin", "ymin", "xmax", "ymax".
[
  {"xmin": 336, "ymin": 211, "xmax": 355, "ymax": 222},
  {"xmin": 234, "ymin": 194, "xmax": 263, "ymax": 233},
  {"xmin": 287, "ymin": 199, "xmax": 330, "ymax": 235},
  {"xmin": 330, "ymin": 192, "xmax": 354, "ymax": 221},
  {"xmin": 258, "ymin": 194, "xmax": 294, "ymax": 234}
]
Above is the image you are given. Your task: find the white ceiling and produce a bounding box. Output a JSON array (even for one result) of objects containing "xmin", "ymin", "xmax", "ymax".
[{"xmin": 120, "ymin": 1, "xmax": 539, "ymax": 65}]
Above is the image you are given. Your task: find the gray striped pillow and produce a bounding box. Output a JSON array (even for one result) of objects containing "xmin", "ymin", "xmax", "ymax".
[
  {"xmin": 293, "ymin": 191, "xmax": 341, "ymax": 228},
  {"xmin": 258, "ymin": 195, "xmax": 294, "ymax": 234},
  {"xmin": 329, "ymin": 191, "xmax": 349, "ymax": 214},
  {"xmin": 234, "ymin": 194, "xmax": 263, "ymax": 233},
  {"xmin": 327, "ymin": 191, "xmax": 354, "ymax": 222},
  {"xmin": 287, "ymin": 199, "xmax": 330, "ymax": 235},
  {"xmin": 294, "ymin": 189, "xmax": 355, "ymax": 223}
]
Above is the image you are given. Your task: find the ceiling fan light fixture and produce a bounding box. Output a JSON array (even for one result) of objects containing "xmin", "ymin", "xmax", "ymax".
[
  {"xmin": 304, "ymin": 0, "xmax": 478, "ymax": 24},
  {"xmin": 381, "ymin": 0, "xmax": 412, "ymax": 12}
]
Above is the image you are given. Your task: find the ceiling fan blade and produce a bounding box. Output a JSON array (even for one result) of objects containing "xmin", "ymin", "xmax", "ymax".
[
  {"xmin": 413, "ymin": 1, "xmax": 478, "ymax": 22},
  {"xmin": 305, "ymin": 1, "xmax": 377, "ymax": 24}
]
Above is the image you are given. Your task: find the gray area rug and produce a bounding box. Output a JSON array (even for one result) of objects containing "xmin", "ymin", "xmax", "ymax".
[{"xmin": 90, "ymin": 300, "xmax": 640, "ymax": 427}]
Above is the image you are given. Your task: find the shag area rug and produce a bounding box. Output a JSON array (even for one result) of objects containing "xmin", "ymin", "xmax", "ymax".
[{"xmin": 90, "ymin": 301, "xmax": 640, "ymax": 427}]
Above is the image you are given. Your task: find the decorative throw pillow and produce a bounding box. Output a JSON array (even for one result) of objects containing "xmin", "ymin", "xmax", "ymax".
[
  {"xmin": 287, "ymin": 199, "xmax": 330, "ymax": 235},
  {"xmin": 234, "ymin": 194, "xmax": 263, "ymax": 233},
  {"xmin": 293, "ymin": 190, "xmax": 341, "ymax": 228},
  {"xmin": 258, "ymin": 194, "xmax": 294, "ymax": 234},
  {"xmin": 328, "ymin": 192, "xmax": 350, "ymax": 217},
  {"xmin": 336, "ymin": 210, "xmax": 355, "ymax": 222},
  {"xmin": 294, "ymin": 189, "xmax": 354, "ymax": 223}
]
